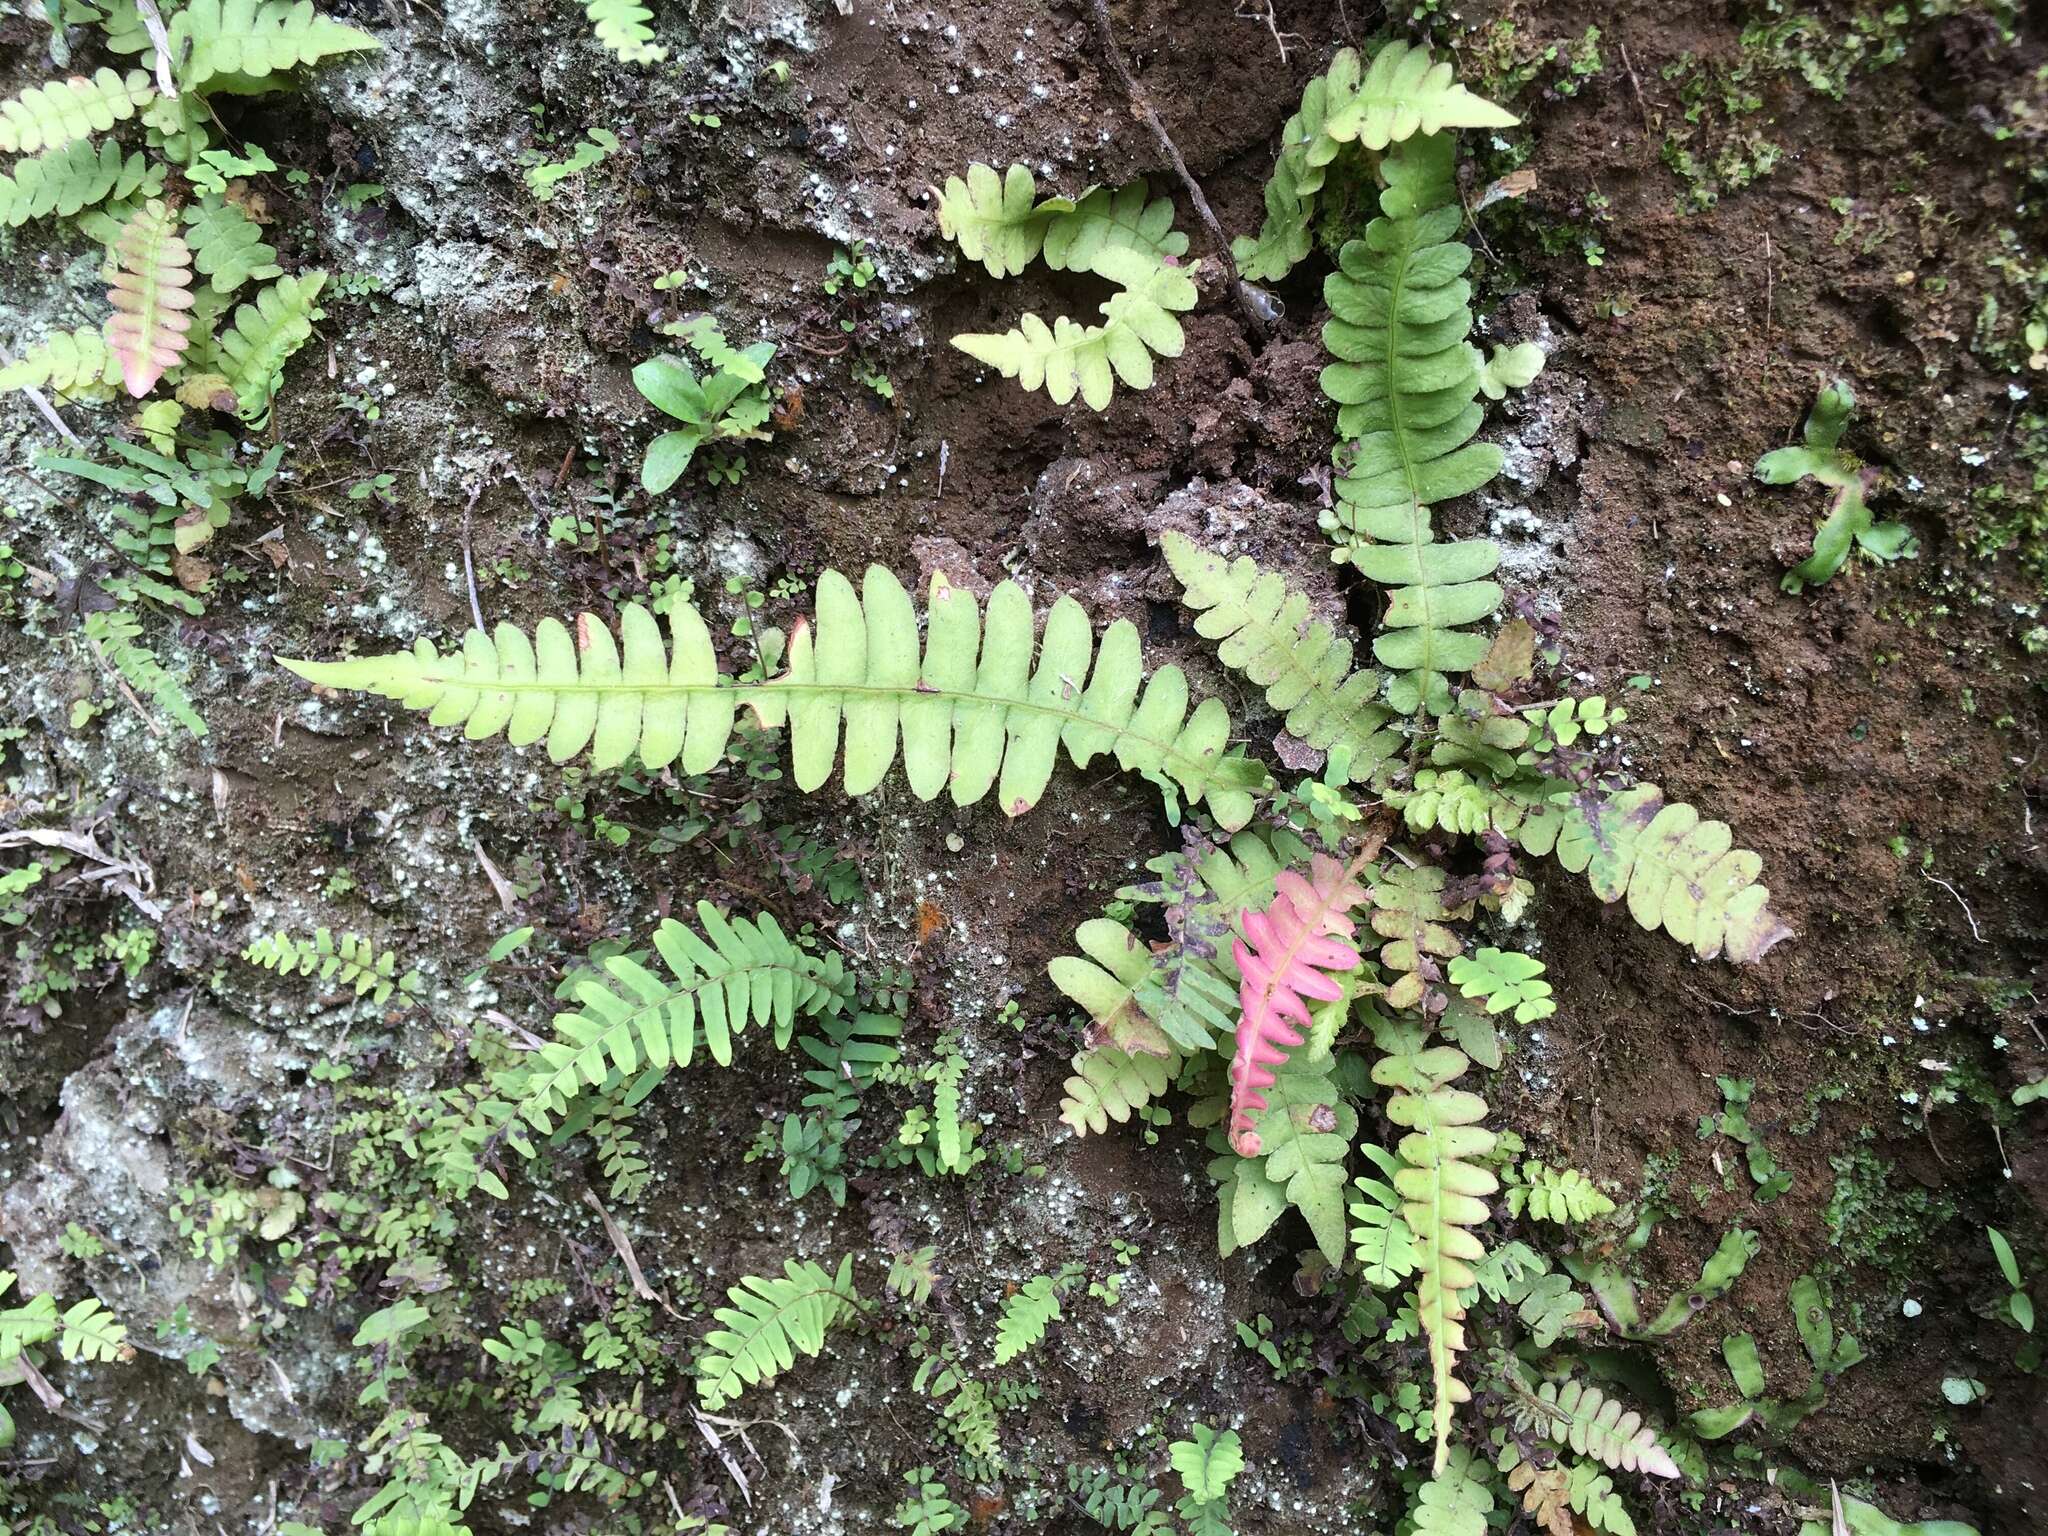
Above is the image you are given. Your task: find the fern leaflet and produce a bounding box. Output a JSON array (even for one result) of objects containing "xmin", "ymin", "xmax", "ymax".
[
  {"xmin": 159, "ymin": 0, "xmax": 381, "ymax": 95},
  {"xmin": 992, "ymin": 1269, "xmax": 1074, "ymax": 1365},
  {"xmin": 1506, "ymin": 1161, "xmax": 1615, "ymax": 1226},
  {"xmin": 183, "ymin": 195, "xmax": 282, "ymax": 294},
  {"xmin": 1059, "ymin": 1043, "xmax": 1176, "ymax": 1137},
  {"xmin": 211, "ymin": 271, "xmax": 326, "ymax": 423},
  {"xmin": 1408, "ymin": 1445, "xmax": 1495, "ymax": 1536},
  {"xmin": 0, "ymin": 326, "xmax": 123, "ymax": 401},
  {"xmin": 243, "ymin": 926, "xmax": 423, "ymax": 1004},
  {"xmin": 282, "ymin": 568, "xmax": 1267, "ymax": 827},
  {"xmin": 1511, "ymin": 1378, "xmax": 1682, "ymax": 1479},
  {"xmin": 500, "ymin": 906, "xmax": 850, "ymax": 1134},
  {"xmin": 83, "ymin": 609, "xmax": 207, "ymax": 735}
]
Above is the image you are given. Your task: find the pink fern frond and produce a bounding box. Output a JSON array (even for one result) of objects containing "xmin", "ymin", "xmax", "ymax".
[
  {"xmin": 105, "ymin": 198, "xmax": 195, "ymax": 398},
  {"xmin": 1227, "ymin": 851, "xmax": 1369, "ymax": 1155}
]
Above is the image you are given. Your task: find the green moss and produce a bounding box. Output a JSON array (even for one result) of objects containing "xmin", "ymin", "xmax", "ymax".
[{"xmin": 1822, "ymin": 1138, "xmax": 1955, "ymax": 1277}]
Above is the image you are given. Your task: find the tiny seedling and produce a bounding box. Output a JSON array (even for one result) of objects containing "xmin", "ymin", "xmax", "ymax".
[
  {"xmin": 1759, "ymin": 378, "xmax": 1916, "ymax": 593},
  {"xmin": 632, "ymin": 316, "xmax": 776, "ymax": 491}
]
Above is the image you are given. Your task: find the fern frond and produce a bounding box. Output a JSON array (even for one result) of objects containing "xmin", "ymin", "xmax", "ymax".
[
  {"xmin": 281, "ymin": 569, "xmax": 1267, "ymax": 827},
  {"xmin": 0, "ymin": 1279, "xmax": 59, "ymax": 1360},
  {"xmin": 242, "ymin": 926, "xmax": 423, "ymax": 1004},
  {"xmin": 1408, "ymin": 1445, "xmax": 1495, "ymax": 1536},
  {"xmin": 1051, "ymin": 918, "xmax": 1178, "ymax": 1054},
  {"xmin": 0, "ymin": 69, "xmax": 155, "ymax": 155},
  {"xmin": 1059, "ymin": 1043, "xmax": 1177, "ymax": 1137},
  {"xmin": 913, "ymin": 1349, "xmax": 1000, "ymax": 1457},
  {"xmin": 105, "ymin": 198, "xmax": 196, "ymax": 397},
  {"xmin": 1233, "ymin": 43, "xmax": 1517, "ymax": 284},
  {"xmin": 183, "ymin": 195, "xmax": 282, "ymax": 294},
  {"xmin": 1566, "ymin": 1460, "xmax": 1638, "ymax": 1536},
  {"xmin": 82, "ymin": 609, "xmax": 207, "ymax": 735},
  {"xmin": 584, "ymin": 0, "xmax": 667, "ymax": 63},
  {"xmin": 56, "ymin": 1297, "xmax": 129, "ymax": 1362},
  {"xmin": 992, "ymin": 1271, "xmax": 1071, "ymax": 1365},
  {"xmin": 503, "ymin": 906, "xmax": 849, "ymax": 1134},
  {"xmin": 1500, "ymin": 1445, "xmax": 1573, "ymax": 1536},
  {"xmin": 695, "ymin": 1256, "xmax": 859, "ymax": 1410},
  {"xmin": 1247, "ymin": 1063, "xmax": 1356, "ymax": 1262},
  {"xmin": 952, "ymin": 246, "xmax": 1197, "ymax": 411},
  {"xmin": 1447, "ymin": 946, "xmax": 1553, "ymax": 1024},
  {"xmin": 1369, "ymin": 1015, "xmax": 1495, "ymax": 1473},
  {"xmin": 1228, "ymin": 852, "xmax": 1369, "ymax": 1155},
  {"xmin": 1506, "ymin": 1161, "xmax": 1616, "ymax": 1226},
  {"xmin": 1367, "ymin": 860, "xmax": 1463, "ymax": 1012},
  {"xmin": 164, "ymin": 0, "xmax": 381, "ymax": 95},
  {"xmin": 1515, "ymin": 1378, "xmax": 1682, "ymax": 1479},
  {"xmin": 0, "ymin": 138, "xmax": 159, "ymax": 228},
  {"xmin": 1518, "ymin": 783, "xmax": 1792, "ymax": 963},
  {"xmin": 935, "ymin": 163, "xmax": 1188, "ymax": 280},
  {"xmin": 1161, "ymin": 532, "xmax": 1404, "ymax": 783},
  {"xmin": 1350, "ymin": 1142, "xmax": 1422, "ymax": 1287},
  {"xmin": 1320, "ymin": 131, "xmax": 1501, "ymax": 713},
  {"xmin": 212, "ymin": 270, "xmax": 326, "ymax": 423},
  {"xmin": 0, "ymin": 326, "xmax": 123, "ymax": 401}
]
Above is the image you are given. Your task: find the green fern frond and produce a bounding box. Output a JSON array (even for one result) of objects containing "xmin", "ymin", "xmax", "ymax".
[
  {"xmin": 1367, "ymin": 860, "xmax": 1463, "ymax": 1012},
  {"xmin": 1350, "ymin": 1142, "xmax": 1422, "ymax": 1287},
  {"xmin": 1249, "ymin": 1065, "xmax": 1357, "ymax": 1264},
  {"xmin": 1051, "ymin": 917, "xmax": 1219, "ymax": 1054},
  {"xmin": 1161, "ymin": 532, "xmax": 1405, "ymax": 783},
  {"xmin": 992, "ymin": 1270, "xmax": 1074, "ymax": 1365},
  {"xmin": 1566, "ymin": 1460, "xmax": 1638, "ymax": 1536},
  {"xmin": 211, "ymin": 270, "xmax": 326, "ymax": 423},
  {"xmin": 0, "ymin": 139, "xmax": 159, "ymax": 228},
  {"xmin": 584, "ymin": 0, "xmax": 667, "ymax": 62},
  {"xmin": 1518, "ymin": 782, "xmax": 1792, "ymax": 963},
  {"xmin": 182, "ymin": 195, "xmax": 282, "ymax": 294},
  {"xmin": 0, "ymin": 326, "xmax": 123, "ymax": 401},
  {"xmin": 163, "ymin": 0, "xmax": 381, "ymax": 95},
  {"xmin": 952, "ymin": 246, "xmax": 1197, "ymax": 411},
  {"xmin": 1506, "ymin": 1161, "xmax": 1616, "ymax": 1226},
  {"xmin": 1320, "ymin": 131, "xmax": 1503, "ymax": 714},
  {"xmin": 1370, "ymin": 1015, "xmax": 1495, "ymax": 1473},
  {"xmin": 242, "ymin": 926, "xmax": 423, "ymax": 1004},
  {"xmin": 1233, "ymin": 42, "xmax": 1517, "ymax": 283},
  {"xmin": 0, "ymin": 1281, "xmax": 57, "ymax": 1361},
  {"xmin": 0, "ymin": 69, "xmax": 156, "ymax": 155},
  {"xmin": 1447, "ymin": 947, "xmax": 1554, "ymax": 1024},
  {"xmin": 1059, "ymin": 1043, "xmax": 1176, "ymax": 1137},
  {"xmin": 82, "ymin": 609, "xmax": 207, "ymax": 736},
  {"xmin": 695, "ymin": 1255, "xmax": 860, "ymax": 1410},
  {"xmin": 1408, "ymin": 1445, "xmax": 1495, "ymax": 1536},
  {"xmin": 935, "ymin": 163, "xmax": 1188, "ymax": 280},
  {"xmin": 1514, "ymin": 1378, "xmax": 1682, "ymax": 1479},
  {"xmin": 281, "ymin": 568, "xmax": 1267, "ymax": 827},
  {"xmin": 913, "ymin": 1349, "xmax": 1000, "ymax": 1457},
  {"xmin": 56, "ymin": 1297, "xmax": 129, "ymax": 1362},
  {"xmin": 502, "ymin": 905, "xmax": 850, "ymax": 1134}
]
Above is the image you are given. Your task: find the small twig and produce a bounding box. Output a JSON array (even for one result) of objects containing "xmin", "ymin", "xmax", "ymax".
[
  {"xmin": 1617, "ymin": 42, "xmax": 1653, "ymax": 142},
  {"xmin": 1921, "ymin": 868, "xmax": 1986, "ymax": 944},
  {"xmin": 581, "ymin": 1188, "xmax": 679, "ymax": 1317},
  {"xmin": 1086, "ymin": 0, "xmax": 1269, "ymax": 343},
  {"xmin": 460, "ymin": 481, "xmax": 486, "ymax": 631},
  {"xmin": 1761, "ymin": 228, "xmax": 1774, "ymax": 377},
  {"xmin": 134, "ymin": 0, "xmax": 179, "ymax": 97}
]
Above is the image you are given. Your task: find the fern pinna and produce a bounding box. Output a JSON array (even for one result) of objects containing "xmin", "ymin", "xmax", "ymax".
[{"xmin": 282, "ymin": 566, "xmax": 1267, "ymax": 828}]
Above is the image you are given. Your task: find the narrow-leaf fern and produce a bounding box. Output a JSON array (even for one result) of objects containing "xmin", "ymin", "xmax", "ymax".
[
  {"xmin": 0, "ymin": 69, "xmax": 156, "ymax": 155},
  {"xmin": 105, "ymin": 198, "xmax": 196, "ymax": 397},
  {"xmin": 282, "ymin": 568, "xmax": 1267, "ymax": 828},
  {"xmin": 694, "ymin": 1255, "xmax": 861, "ymax": 1410}
]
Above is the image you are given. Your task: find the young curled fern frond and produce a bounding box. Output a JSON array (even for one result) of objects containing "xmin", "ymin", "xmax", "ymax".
[
  {"xmin": 0, "ymin": 69, "xmax": 156, "ymax": 155},
  {"xmin": 283, "ymin": 568, "xmax": 1267, "ymax": 828},
  {"xmin": 1370, "ymin": 1015, "xmax": 1496, "ymax": 1474}
]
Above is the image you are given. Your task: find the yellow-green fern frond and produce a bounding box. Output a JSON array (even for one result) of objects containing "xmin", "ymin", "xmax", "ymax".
[
  {"xmin": 1059, "ymin": 1044, "xmax": 1177, "ymax": 1137},
  {"xmin": 212, "ymin": 270, "xmax": 327, "ymax": 423},
  {"xmin": 584, "ymin": 0, "xmax": 667, "ymax": 63},
  {"xmin": 166, "ymin": 0, "xmax": 381, "ymax": 95},
  {"xmin": 0, "ymin": 69, "xmax": 155, "ymax": 155},
  {"xmin": 282, "ymin": 568, "xmax": 1267, "ymax": 827},
  {"xmin": 0, "ymin": 139, "xmax": 159, "ymax": 228},
  {"xmin": 0, "ymin": 326, "xmax": 123, "ymax": 402},
  {"xmin": 695, "ymin": 1255, "xmax": 861, "ymax": 1410},
  {"xmin": 1370, "ymin": 1016, "xmax": 1496, "ymax": 1473}
]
